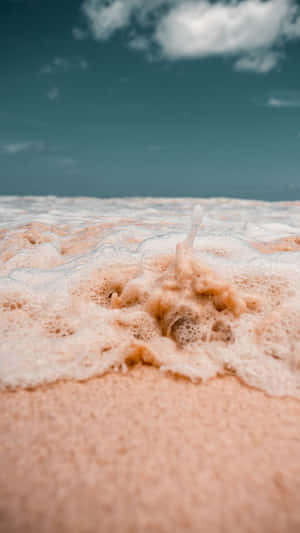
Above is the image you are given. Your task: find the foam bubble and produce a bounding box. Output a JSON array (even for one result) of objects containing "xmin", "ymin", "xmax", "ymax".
[{"xmin": 0, "ymin": 196, "xmax": 299, "ymax": 398}]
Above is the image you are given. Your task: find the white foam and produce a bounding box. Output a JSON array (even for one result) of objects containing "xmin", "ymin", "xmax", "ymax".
[{"xmin": 0, "ymin": 196, "xmax": 299, "ymax": 397}]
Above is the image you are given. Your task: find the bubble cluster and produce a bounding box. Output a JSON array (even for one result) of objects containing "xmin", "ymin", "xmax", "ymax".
[{"xmin": 0, "ymin": 196, "xmax": 299, "ymax": 397}]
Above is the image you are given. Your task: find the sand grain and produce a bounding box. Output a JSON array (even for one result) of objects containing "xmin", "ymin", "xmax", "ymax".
[{"xmin": 1, "ymin": 368, "xmax": 300, "ymax": 533}]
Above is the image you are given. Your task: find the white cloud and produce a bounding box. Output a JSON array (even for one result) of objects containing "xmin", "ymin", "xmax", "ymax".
[
  {"xmin": 1, "ymin": 142, "xmax": 80, "ymax": 175},
  {"xmin": 234, "ymin": 51, "xmax": 282, "ymax": 73},
  {"xmin": 155, "ymin": 0, "xmax": 292, "ymax": 58},
  {"xmin": 72, "ymin": 27, "xmax": 87, "ymax": 40},
  {"xmin": 267, "ymin": 93, "xmax": 300, "ymax": 107},
  {"xmin": 40, "ymin": 57, "xmax": 88, "ymax": 75},
  {"xmin": 81, "ymin": 0, "xmax": 300, "ymax": 73},
  {"xmin": 2, "ymin": 141, "xmax": 45, "ymax": 155},
  {"xmin": 82, "ymin": 0, "xmax": 140, "ymax": 40},
  {"xmin": 47, "ymin": 87, "xmax": 60, "ymax": 100},
  {"xmin": 128, "ymin": 35, "xmax": 149, "ymax": 51}
]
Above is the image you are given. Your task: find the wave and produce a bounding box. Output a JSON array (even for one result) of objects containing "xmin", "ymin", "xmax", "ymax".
[{"xmin": 0, "ymin": 196, "xmax": 299, "ymax": 397}]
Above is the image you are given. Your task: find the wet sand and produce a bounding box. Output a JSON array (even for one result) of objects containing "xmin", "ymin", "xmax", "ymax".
[{"xmin": 1, "ymin": 367, "xmax": 300, "ymax": 533}]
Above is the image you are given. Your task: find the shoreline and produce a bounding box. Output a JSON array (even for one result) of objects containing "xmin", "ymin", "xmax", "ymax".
[{"xmin": 1, "ymin": 367, "xmax": 300, "ymax": 533}]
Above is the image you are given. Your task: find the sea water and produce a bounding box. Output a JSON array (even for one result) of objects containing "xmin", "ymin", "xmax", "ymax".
[{"xmin": 0, "ymin": 196, "xmax": 299, "ymax": 397}]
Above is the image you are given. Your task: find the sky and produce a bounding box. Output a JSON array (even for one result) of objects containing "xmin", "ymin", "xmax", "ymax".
[{"xmin": 0, "ymin": 0, "xmax": 300, "ymax": 200}]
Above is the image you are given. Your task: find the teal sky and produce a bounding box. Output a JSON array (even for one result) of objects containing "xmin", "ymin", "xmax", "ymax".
[{"xmin": 1, "ymin": 0, "xmax": 300, "ymax": 200}]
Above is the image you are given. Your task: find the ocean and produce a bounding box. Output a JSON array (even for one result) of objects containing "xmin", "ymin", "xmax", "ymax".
[{"xmin": 0, "ymin": 196, "xmax": 299, "ymax": 397}]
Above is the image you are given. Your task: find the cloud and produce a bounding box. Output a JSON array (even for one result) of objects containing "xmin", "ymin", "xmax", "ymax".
[
  {"xmin": 1, "ymin": 142, "xmax": 79, "ymax": 174},
  {"xmin": 40, "ymin": 57, "xmax": 88, "ymax": 75},
  {"xmin": 47, "ymin": 87, "xmax": 60, "ymax": 100},
  {"xmin": 1, "ymin": 141, "xmax": 46, "ymax": 155},
  {"xmin": 234, "ymin": 51, "xmax": 282, "ymax": 73},
  {"xmin": 81, "ymin": 0, "xmax": 300, "ymax": 73},
  {"xmin": 128, "ymin": 35, "xmax": 149, "ymax": 51},
  {"xmin": 267, "ymin": 92, "xmax": 300, "ymax": 107},
  {"xmin": 82, "ymin": 0, "xmax": 139, "ymax": 40},
  {"xmin": 154, "ymin": 0, "xmax": 293, "ymax": 58},
  {"xmin": 72, "ymin": 27, "xmax": 87, "ymax": 40}
]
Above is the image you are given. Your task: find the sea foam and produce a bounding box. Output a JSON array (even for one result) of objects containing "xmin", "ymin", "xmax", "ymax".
[{"xmin": 0, "ymin": 196, "xmax": 299, "ymax": 397}]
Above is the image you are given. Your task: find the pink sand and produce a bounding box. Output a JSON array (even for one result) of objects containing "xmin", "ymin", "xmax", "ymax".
[{"xmin": 1, "ymin": 368, "xmax": 300, "ymax": 533}]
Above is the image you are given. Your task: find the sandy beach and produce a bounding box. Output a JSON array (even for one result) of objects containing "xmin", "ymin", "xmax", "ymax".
[
  {"xmin": 1, "ymin": 367, "xmax": 300, "ymax": 533},
  {"xmin": 2, "ymin": 0, "xmax": 300, "ymax": 525}
]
